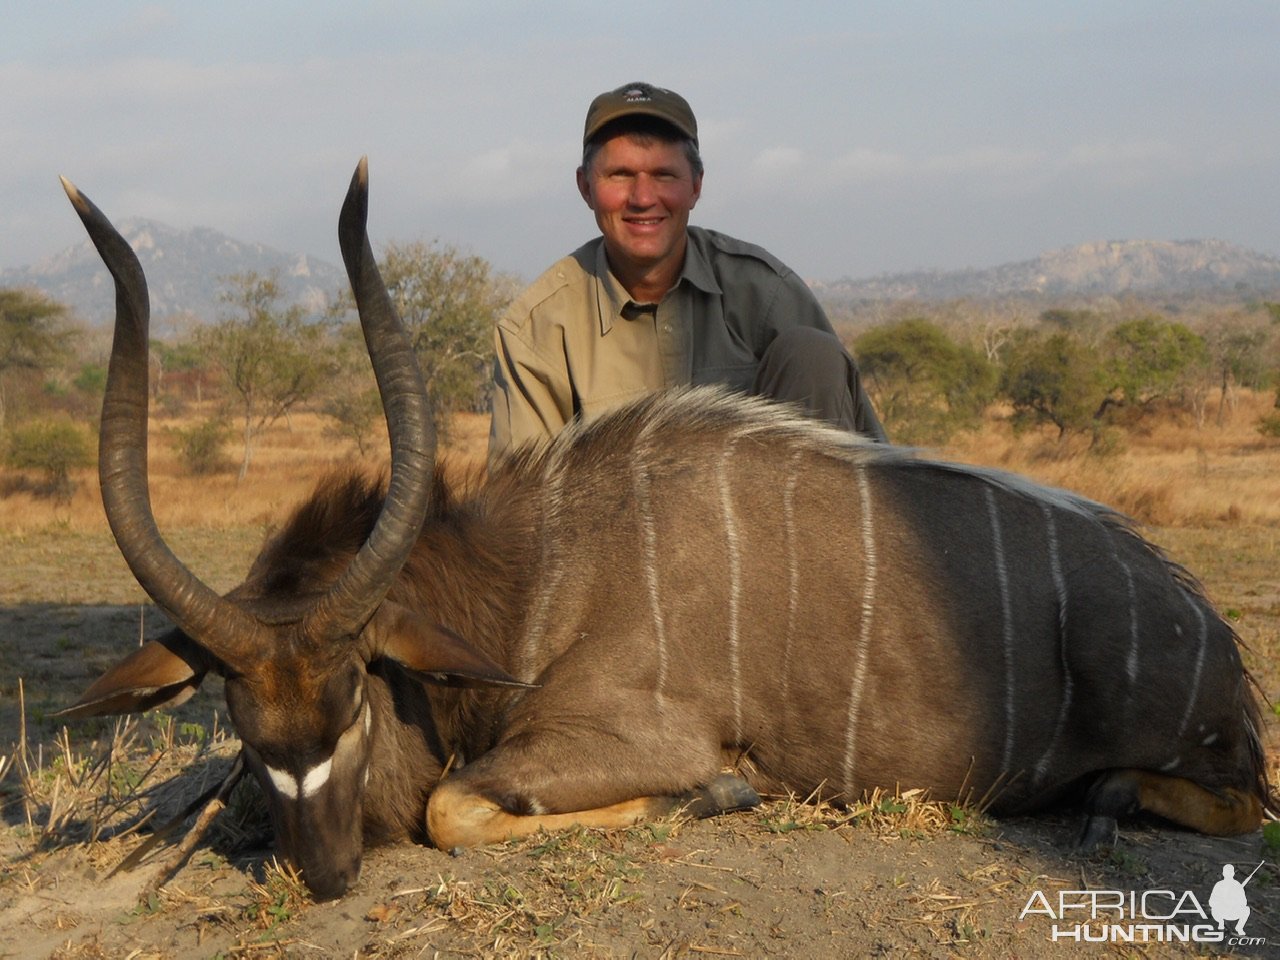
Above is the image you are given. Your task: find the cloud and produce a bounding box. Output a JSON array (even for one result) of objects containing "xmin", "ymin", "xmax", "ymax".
[
  {"xmin": 828, "ymin": 147, "xmax": 907, "ymax": 182},
  {"xmin": 749, "ymin": 146, "xmax": 805, "ymax": 174},
  {"xmin": 453, "ymin": 140, "xmax": 574, "ymax": 203},
  {"xmin": 730, "ymin": 138, "xmax": 1209, "ymax": 199}
]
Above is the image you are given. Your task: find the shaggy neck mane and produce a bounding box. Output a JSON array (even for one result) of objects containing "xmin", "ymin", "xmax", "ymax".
[{"xmin": 247, "ymin": 469, "xmax": 464, "ymax": 598}]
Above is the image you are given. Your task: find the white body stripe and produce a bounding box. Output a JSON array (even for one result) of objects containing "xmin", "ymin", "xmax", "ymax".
[
  {"xmin": 1177, "ymin": 600, "xmax": 1209, "ymax": 738},
  {"xmin": 1033, "ymin": 504, "xmax": 1072, "ymax": 786},
  {"xmin": 520, "ymin": 462, "xmax": 566, "ymax": 683},
  {"xmin": 717, "ymin": 439, "xmax": 744, "ymax": 743},
  {"xmin": 985, "ymin": 487, "xmax": 1017, "ymax": 775},
  {"xmin": 780, "ymin": 451, "xmax": 803, "ymax": 740},
  {"xmin": 841, "ymin": 466, "xmax": 877, "ymax": 791},
  {"xmin": 633, "ymin": 454, "xmax": 670, "ymax": 701},
  {"xmin": 1120, "ymin": 556, "xmax": 1141, "ymax": 685}
]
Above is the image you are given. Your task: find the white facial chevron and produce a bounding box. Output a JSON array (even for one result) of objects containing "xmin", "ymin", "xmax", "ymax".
[
  {"xmin": 265, "ymin": 757, "xmax": 333, "ymax": 800},
  {"xmin": 261, "ymin": 703, "xmax": 369, "ymax": 802}
]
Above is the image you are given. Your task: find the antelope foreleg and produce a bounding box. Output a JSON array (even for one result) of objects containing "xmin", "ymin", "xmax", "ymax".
[
  {"xmin": 426, "ymin": 773, "xmax": 760, "ymax": 849},
  {"xmin": 1080, "ymin": 769, "xmax": 1262, "ymax": 849},
  {"xmin": 427, "ymin": 779, "xmax": 677, "ymax": 848}
]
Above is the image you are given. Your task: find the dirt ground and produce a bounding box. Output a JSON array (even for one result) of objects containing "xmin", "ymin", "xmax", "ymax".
[{"xmin": 2, "ymin": 523, "xmax": 1279, "ymax": 959}]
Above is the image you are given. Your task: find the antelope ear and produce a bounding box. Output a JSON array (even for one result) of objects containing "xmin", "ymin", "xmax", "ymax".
[
  {"xmin": 57, "ymin": 631, "xmax": 211, "ymax": 719},
  {"xmin": 370, "ymin": 601, "xmax": 532, "ymax": 689}
]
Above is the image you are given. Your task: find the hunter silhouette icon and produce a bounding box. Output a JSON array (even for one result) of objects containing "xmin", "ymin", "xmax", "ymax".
[{"xmin": 1209, "ymin": 861, "xmax": 1264, "ymax": 935}]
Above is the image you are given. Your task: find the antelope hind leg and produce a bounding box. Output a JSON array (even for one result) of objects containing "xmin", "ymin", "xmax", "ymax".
[
  {"xmin": 1078, "ymin": 768, "xmax": 1262, "ymax": 850},
  {"xmin": 427, "ymin": 773, "xmax": 760, "ymax": 849}
]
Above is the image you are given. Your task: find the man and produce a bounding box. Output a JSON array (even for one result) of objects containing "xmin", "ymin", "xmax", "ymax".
[{"xmin": 488, "ymin": 81, "xmax": 886, "ymax": 459}]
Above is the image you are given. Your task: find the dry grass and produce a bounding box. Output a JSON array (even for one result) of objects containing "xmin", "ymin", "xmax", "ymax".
[
  {"xmin": 940, "ymin": 390, "xmax": 1280, "ymax": 527},
  {"xmin": 3, "ymin": 393, "xmax": 1275, "ymax": 538},
  {"xmin": 3, "ymin": 699, "xmax": 239, "ymax": 845},
  {"xmin": 0, "ymin": 407, "xmax": 490, "ymax": 537}
]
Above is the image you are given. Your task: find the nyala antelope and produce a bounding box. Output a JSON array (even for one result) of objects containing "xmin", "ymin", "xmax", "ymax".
[{"xmin": 60, "ymin": 160, "xmax": 1269, "ymax": 900}]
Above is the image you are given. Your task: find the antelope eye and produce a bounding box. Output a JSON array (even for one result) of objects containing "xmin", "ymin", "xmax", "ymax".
[
  {"xmin": 344, "ymin": 681, "xmax": 366, "ymax": 730},
  {"xmin": 346, "ymin": 699, "xmax": 367, "ymax": 734}
]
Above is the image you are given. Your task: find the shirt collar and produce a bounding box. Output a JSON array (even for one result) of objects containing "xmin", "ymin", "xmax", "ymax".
[{"xmin": 592, "ymin": 232, "xmax": 723, "ymax": 337}]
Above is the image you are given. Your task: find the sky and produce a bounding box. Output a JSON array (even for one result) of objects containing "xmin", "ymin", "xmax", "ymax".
[{"xmin": 4, "ymin": 1, "xmax": 1279, "ymax": 285}]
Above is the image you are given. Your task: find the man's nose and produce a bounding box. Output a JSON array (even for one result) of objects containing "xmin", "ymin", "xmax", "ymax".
[{"xmin": 628, "ymin": 173, "xmax": 657, "ymax": 208}]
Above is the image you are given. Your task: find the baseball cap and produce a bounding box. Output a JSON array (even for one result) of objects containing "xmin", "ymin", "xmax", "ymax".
[{"xmin": 583, "ymin": 82, "xmax": 698, "ymax": 147}]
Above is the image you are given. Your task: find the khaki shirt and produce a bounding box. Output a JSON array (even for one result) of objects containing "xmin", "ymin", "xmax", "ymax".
[{"xmin": 489, "ymin": 226, "xmax": 836, "ymax": 457}]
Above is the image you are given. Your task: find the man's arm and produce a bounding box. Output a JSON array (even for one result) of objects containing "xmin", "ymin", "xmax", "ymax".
[
  {"xmin": 777, "ymin": 268, "xmax": 838, "ymax": 336},
  {"xmin": 488, "ymin": 321, "xmax": 571, "ymax": 463}
]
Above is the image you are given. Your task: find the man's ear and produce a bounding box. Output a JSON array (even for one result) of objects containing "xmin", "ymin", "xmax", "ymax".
[
  {"xmin": 57, "ymin": 630, "xmax": 212, "ymax": 719},
  {"xmin": 576, "ymin": 166, "xmax": 595, "ymax": 209},
  {"xmin": 368, "ymin": 601, "xmax": 532, "ymax": 689}
]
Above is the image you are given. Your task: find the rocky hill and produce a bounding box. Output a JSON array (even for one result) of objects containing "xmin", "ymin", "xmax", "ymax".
[
  {"xmin": 8, "ymin": 230, "xmax": 1280, "ymax": 327},
  {"xmin": 815, "ymin": 239, "xmax": 1280, "ymax": 302},
  {"xmin": 0, "ymin": 219, "xmax": 346, "ymax": 327}
]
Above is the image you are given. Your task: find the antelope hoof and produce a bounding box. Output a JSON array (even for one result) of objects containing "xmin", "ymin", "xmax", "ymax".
[
  {"xmin": 680, "ymin": 773, "xmax": 761, "ymax": 819},
  {"xmin": 1075, "ymin": 814, "xmax": 1118, "ymax": 852}
]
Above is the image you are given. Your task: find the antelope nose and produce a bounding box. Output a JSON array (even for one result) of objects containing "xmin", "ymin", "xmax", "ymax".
[
  {"xmin": 303, "ymin": 864, "xmax": 359, "ymax": 901},
  {"xmin": 299, "ymin": 852, "xmax": 362, "ymax": 901}
]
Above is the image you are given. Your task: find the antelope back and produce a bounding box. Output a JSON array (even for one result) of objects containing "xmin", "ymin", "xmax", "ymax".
[{"xmin": 487, "ymin": 387, "xmax": 1261, "ymax": 811}]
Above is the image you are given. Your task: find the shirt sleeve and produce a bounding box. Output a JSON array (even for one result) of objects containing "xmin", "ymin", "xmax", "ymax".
[
  {"xmin": 488, "ymin": 320, "xmax": 570, "ymax": 463},
  {"xmin": 775, "ymin": 269, "xmax": 837, "ymax": 337}
]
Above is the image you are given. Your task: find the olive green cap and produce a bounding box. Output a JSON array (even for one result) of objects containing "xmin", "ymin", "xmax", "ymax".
[{"xmin": 583, "ymin": 82, "xmax": 698, "ymax": 147}]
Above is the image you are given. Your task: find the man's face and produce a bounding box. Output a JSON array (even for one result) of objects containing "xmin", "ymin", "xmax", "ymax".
[{"xmin": 577, "ymin": 133, "xmax": 703, "ymax": 295}]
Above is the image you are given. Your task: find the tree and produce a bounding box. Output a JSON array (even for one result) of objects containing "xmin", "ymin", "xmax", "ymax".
[
  {"xmin": 171, "ymin": 416, "xmax": 232, "ymax": 475},
  {"xmin": 341, "ymin": 240, "xmax": 516, "ymax": 440},
  {"xmin": 999, "ymin": 330, "xmax": 1107, "ymax": 441},
  {"xmin": 1200, "ymin": 317, "xmax": 1271, "ymax": 427},
  {"xmin": 0, "ymin": 288, "xmax": 74, "ymax": 432},
  {"xmin": 5, "ymin": 416, "xmax": 93, "ymax": 502},
  {"xmin": 153, "ymin": 336, "xmax": 213, "ymax": 408},
  {"xmin": 318, "ymin": 321, "xmax": 386, "ymax": 457},
  {"xmin": 1099, "ymin": 316, "xmax": 1208, "ymax": 416},
  {"xmin": 1039, "ymin": 307, "xmax": 1108, "ymax": 344},
  {"xmin": 854, "ymin": 318, "xmax": 996, "ymax": 444},
  {"xmin": 199, "ymin": 271, "xmax": 326, "ymax": 479}
]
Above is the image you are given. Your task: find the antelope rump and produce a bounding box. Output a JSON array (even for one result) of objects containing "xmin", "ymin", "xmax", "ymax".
[{"xmin": 59, "ymin": 161, "xmax": 1269, "ymax": 900}]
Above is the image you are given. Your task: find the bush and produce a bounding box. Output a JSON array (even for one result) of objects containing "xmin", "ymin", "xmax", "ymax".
[
  {"xmin": 320, "ymin": 389, "xmax": 383, "ymax": 457},
  {"xmin": 171, "ymin": 417, "xmax": 232, "ymax": 475},
  {"xmin": 1258, "ymin": 412, "xmax": 1280, "ymax": 440},
  {"xmin": 853, "ymin": 318, "xmax": 997, "ymax": 445},
  {"xmin": 4, "ymin": 417, "xmax": 93, "ymax": 501},
  {"xmin": 999, "ymin": 330, "xmax": 1106, "ymax": 440}
]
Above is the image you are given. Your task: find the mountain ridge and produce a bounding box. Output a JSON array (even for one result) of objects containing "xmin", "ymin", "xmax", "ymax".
[
  {"xmin": 815, "ymin": 238, "xmax": 1280, "ymax": 302},
  {"xmin": 5, "ymin": 225, "xmax": 1280, "ymax": 327},
  {"xmin": 1, "ymin": 218, "xmax": 346, "ymax": 328}
]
